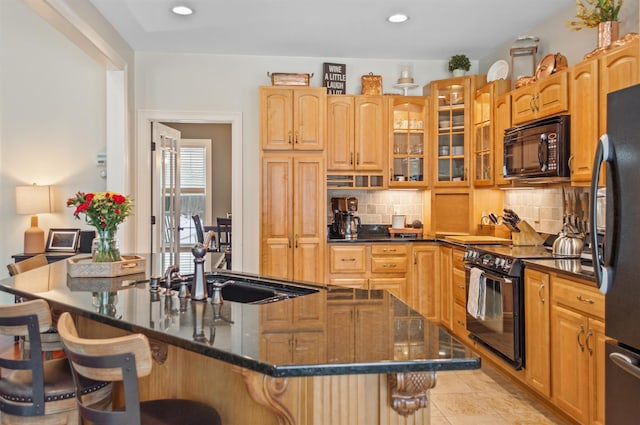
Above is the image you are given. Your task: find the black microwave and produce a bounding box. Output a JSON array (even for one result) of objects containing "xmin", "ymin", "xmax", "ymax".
[{"xmin": 503, "ymin": 115, "xmax": 570, "ymax": 180}]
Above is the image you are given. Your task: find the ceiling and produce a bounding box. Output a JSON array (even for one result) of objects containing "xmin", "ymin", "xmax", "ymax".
[{"xmin": 88, "ymin": 0, "xmax": 573, "ymax": 60}]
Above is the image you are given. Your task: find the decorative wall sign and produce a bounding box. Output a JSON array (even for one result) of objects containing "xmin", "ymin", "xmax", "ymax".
[{"xmin": 323, "ymin": 63, "xmax": 346, "ymax": 94}]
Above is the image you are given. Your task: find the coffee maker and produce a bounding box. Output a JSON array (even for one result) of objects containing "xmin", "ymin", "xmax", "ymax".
[{"xmin": 331, "ymin": 197, "xmax": 361, "ymax": 239}]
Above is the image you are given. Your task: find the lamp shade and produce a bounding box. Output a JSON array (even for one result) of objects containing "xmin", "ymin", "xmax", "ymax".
[{"xmin": 16, "ymin": 185, "xmax": 52, "ymax": 215}]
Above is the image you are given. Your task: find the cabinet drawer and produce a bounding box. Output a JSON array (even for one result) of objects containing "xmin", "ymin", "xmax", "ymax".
[
  {"xmin": 371, "ymin": 244, "xmax": 408, "ymax": 256},
  {"xmin": 453, "ymin": 268, "xmax": 467, "ymax": 304},
  {"xmin": 452, "ymin": 249, "xmax": 465, "ymax": 269},
  {"xmin": 371, "ymin": 257, "xmax": 408, "ymax": 273},
  {"xmin": 329, "ymin": 245, "xmax": 367, "ymax": 273},
  {"xmin": 552, "ymin": 276, "xmax": 604, "ymax": 319},
  {"xmin": 453, "ymin": 302, "xmax": 468, "ymax": 337}
]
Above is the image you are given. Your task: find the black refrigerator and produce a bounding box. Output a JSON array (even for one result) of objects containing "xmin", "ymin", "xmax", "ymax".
[{"xmin": 591, "ymin": 83, "xmax": 640, "ymax": 424}]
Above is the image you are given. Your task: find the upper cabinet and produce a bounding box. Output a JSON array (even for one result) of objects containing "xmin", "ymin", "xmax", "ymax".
[
  {"xmin": 493, "ymin": 93, "xmax": 512, "ymax": 187},
  {"xmin": 472, "ymin": 80, "xmax": 510, "ymax": 187},
  {"xmin": 570, "ymin": 39, "xmax": 639, "ymax": 184},
  {"xmin": 511, "ymin": 71, "xmax": 569, "ymax": 125},
  {"xmin": 389, "ymin": 96, "xmax": 429, "ymax": 188},
  {"xmin": 260, "ymin": 86, "xmax": 326, "ymax": 151},
  {"xmin": 326, "ymin": 95, "xmax": 386, "ymax": 189},
  {"xmin": 426, "ymin": 75, "xmax": 486, "ymax": 187}
]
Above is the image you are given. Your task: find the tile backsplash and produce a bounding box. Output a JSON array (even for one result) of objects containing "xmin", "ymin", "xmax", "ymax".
[
  {"xmin": 503, "ymin": 187, "xmax": 564, "ymax": 234},
  {"xmin": 328, "ymin": 190, "xmax": 423, "ymax": 226}
]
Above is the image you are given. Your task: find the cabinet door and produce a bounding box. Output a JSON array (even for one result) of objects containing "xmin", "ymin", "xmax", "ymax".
[
  {"xmin": 261, "ymin": 156, "xmax": 293, "ymax": 279},
  {"xmin": 292, "ymin": 291, "xmax": 326, "ymax": 328},
  {"xmin": 327, "ymin": 95, "xmax": 354, "ymax": 170},
  {"xmin": 292, "ymin": 157, "xmax": 325, "ymax": 283},
  {"xmin": 570, "ymin": 59, "xmax": 599, "ymax": 183},
  {"xmin": 524, "ymin": 269, "xmax": 551, "ymax": 397},
  {"xmin": 494, "ymin": 94, "xmax": 511, "ymax": 186},
  {"xmin": 389, "ymin": 96, "xmax": 428, "ymax": 187},
  {"xmin": 355, "ymin": 304, "xmax": 389, "ymax": 361},
  {"xmin": 354, "ymin": 96, "xmax": 385, "ymax": 171},
  {"xmin": 551, "ymin": 304, "xmax": 589, "ymax": 424},
  {"xmin": 260, "ymin": 88, "xmax": 293, "ymax": 150},
  {"xmin": 599, "ymin": 41, "xmax": 640, "ymax": 134},
  {"xmin": 329, "ymin": 245, "xmax": 367, "ymax": 273},
  {"xmin": 369, "ymin": 277, "xmax": 407, "ymax": 301},
  {"xmin": 439, "ymin": 246, "xmax": 453, "ymax": 329},
  {"xmin": 588, "ymin": 318, "xmax": 606, "ymax": 425},
  {"xmin": 536, "ymin": 71, "xmax": 569, "ymax": 118},
  {"xmin": 327, "ymin": 304, "xmax": 355, "ymax": 362},
  {"xmin": 511, "ymin": 85, "xmax": 536, "ymax": 125},
  {"xmin": 411, "ymin": 246, "xmax": 439, "ymax": 320},
  {"xmin": 293, "ymin": 89, "xmax": 326, "ymax": 150}
]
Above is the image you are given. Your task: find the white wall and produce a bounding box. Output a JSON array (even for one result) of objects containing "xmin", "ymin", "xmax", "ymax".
[
  {"xmin": 135, "ymin": 54, "xmax": 471, "ymax": 273},
  {"xmin": 480, "ymin": 1, "xmax": 640, "ymax": 73},
  {"xmin": 0, "ymin": 0, "xmax": 107, "ymax": 275}
]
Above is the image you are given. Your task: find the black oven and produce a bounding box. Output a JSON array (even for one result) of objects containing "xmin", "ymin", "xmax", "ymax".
[
  {"xmin": 464, "ymin": 264, "xmax": 524, "ymax": 370},
  {"xmin": 503, "ymin": 115, "xmax": 570, "ymax": 180}
]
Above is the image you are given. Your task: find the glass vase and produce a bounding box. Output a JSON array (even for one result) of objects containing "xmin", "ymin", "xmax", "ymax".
[{"xmin": 92, "ymin": 229, "xmax": 121, "ymax": 262}]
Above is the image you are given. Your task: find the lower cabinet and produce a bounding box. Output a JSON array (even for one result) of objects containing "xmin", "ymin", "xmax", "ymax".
[
  {"xmin": 260, "ymin": 331, "xmax": 326, "ymax": 364},
  {"xmin": 438, "ymin": 245, "xmax": 453, "ymax": 330},
  {"xmin": 551, "ymin": 274, "xmax": 606, "ymax": 425},
  {"xmin": 328, "ymin": 243, "xmax": 408, "ymax": 301},
  {"xmin": 524, "ymin": 268, "xmax": 551, "ymax": 397},
  {"xmin": 410, "ymin": 244, "xmax": 439, "ymax": 321}
]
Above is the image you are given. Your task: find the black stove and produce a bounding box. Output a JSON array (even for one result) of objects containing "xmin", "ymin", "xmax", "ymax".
[{"xmin": 464, "ymin": 244, "xmax": 563, "ymax": 277}]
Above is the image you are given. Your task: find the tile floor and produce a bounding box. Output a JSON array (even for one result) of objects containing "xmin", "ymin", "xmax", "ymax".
[{"xmin": 431, "ymin": 364, "xmax": 568, "ymax": 425}]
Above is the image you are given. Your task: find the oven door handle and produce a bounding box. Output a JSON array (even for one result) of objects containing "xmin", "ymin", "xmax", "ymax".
[{"xmin": 464, "ymin": 264, "xmax": 512, "ymax": 284}]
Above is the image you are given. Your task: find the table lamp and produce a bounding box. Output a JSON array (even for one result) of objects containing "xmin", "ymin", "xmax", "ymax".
[{"xmin": 16, "ymin": 184, "xmax": 52, "ymax": 254}]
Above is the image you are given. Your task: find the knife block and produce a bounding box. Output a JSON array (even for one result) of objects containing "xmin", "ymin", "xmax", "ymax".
[{"xmin": 511, "ymin": 220, "xmax": 545, "ymax": 246}]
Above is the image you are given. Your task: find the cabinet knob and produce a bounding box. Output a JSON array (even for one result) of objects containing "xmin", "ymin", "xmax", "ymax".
[
  {"xmin": 577, "ymin": 325, "xmax": 585, "ymax": 352},
  {"xmin": 538, "ymin": 283, "xmax": 545, "ymax": 303}
]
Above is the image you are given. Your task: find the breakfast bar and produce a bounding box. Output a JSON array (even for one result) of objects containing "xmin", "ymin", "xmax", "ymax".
[{"xmin": 0, "ymin": 254, "xmax": 480, "ymax": 425}]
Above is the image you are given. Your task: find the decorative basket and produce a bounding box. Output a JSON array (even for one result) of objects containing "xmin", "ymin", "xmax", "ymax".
[
  {"xmin": 67, "ymin": 255, "xmax": 146, "ymax": 278},
  {"xmin": 361, "ymin": 73, "xmax": 382, "ymax": 95}
]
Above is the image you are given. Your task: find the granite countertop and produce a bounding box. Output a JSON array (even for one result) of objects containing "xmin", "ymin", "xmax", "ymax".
[
  {"xmin": 524, "ymin": 258, "xmax": 597, "ymax": 284},
  {"xmin": 0, "ymin": 253, "xmax": 479, "ymax": 378},
  {"xmin": 328, "ymin": 224, "xmax": 437, "ymax": 243}
]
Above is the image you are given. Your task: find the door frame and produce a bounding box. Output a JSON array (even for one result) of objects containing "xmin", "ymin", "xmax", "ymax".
[{"xmin": 136, "ymin": 110, "xmax": 243, "ymax": 270}]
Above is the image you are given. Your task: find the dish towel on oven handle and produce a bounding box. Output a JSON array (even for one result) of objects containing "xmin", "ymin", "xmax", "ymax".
[{"xmin": 467, "ymin": 267, "xmax": 486, "ymax": 319}]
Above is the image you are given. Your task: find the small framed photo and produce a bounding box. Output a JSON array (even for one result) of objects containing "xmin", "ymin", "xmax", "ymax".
[{"xmin": 46, "ymin": 228, "xmax": 80, "ymax": 252}]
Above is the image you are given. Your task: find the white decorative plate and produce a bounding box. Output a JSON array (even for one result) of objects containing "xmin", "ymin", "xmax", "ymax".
[{"xmin": 487, "ymin": 60, "xmax": 509, "ymax": 82}]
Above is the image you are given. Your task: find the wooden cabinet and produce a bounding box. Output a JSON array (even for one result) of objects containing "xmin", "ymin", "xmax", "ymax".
[
  {"xmin": 261, "ymin": 154, "xmax": 325, "ymax": 283},
  {"xmin": 260, "ymin": 331, "xmax": 326, "ymax": 364},
  {"xmin": 551, "ymin": 275, "xmax": 607, "ymax": 425},
  {"xmin": 427, "ymin": 75, "xmax": 486, "ymax": 187},
  {"xmin": 570, "ymin": 40, "xmax": 639, "ymax": 184},
  {"xmin": 389, "ymin": 96, "xmax": 429, "ymax": 187},
  {"xmin": 511, "ymin": 71, "xmax": 569, "ymax": 125},
  {"xmin": 328, "ymin": 243, "xmax": 408, "ymax": 302},
  {"xmin": 493, "ymin": 93, "xmax": 512, "ymax": 186},
  {"xmin": 260, "ymin": 86, "xmax": 326, "ymax": 150},
  {"xmin": 438, "ymin": 245, "xmax": 453, "ymax": 330},
  {"xmin": 451, "ymin": 248, "xmax": 470, "ymax": 344},
  {"xmin": 524, "ymin": 268, "xmax": 551, "ymax": 397},
  {"xmin": 472, "ymin": 80, "xmax": 510, "ymax": 186},
  {"xmin": 326, "ymin": 95, "xmax": 385, "ymax": 171},
  {"xmin": 410, "ymin": 244, "xmax": 439, "ymax": 321}
]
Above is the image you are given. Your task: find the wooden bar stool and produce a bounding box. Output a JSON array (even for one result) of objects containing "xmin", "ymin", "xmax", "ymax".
[
  {"xmin": 6, "ymin": 254, "xmax": 64, "ymax": 360},
  {"xmin": 0, "ymin": 300, "xmax": 111, "ymax": 425},
  {"xmin": 57, "ymin": 312, "xmax": 222, "ymax": 425}
]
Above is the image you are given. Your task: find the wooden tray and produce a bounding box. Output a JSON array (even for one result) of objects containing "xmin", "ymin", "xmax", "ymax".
[{"xmin": 67, "ymin": 255, "xmax": 146, "ymax": 278}]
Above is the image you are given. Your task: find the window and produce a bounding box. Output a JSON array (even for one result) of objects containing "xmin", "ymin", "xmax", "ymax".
[{"xmin": 178, "ymin": 139, "xmax": 212, "ymax": 248}]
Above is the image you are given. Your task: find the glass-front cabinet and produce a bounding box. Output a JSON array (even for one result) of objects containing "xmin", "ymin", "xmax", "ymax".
[
  {"xmin": 389, "ymin": 96, "xmax": 429, "ymax": 187},
  {"xmin": 426, "ymin": 75, "xmax": 486, "ymax": 187}
]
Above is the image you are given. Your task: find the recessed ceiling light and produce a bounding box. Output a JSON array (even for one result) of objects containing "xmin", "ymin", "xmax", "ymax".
[
  {"xmin": 172, "ymin": 5, "xmax": 194, "ymax": 16},
  {"xmin": 387, "ymin": 14, "xmax": 409, "ymax": 23}
]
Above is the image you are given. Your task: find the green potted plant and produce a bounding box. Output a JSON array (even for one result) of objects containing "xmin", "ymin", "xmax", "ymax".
[
  {"xmin": 567, "ymin": 0, "xmax": 623, "ymax": 48},
  {"xmin": 448, "ymin": 54, "xmax": 471, "ymax": 77}
]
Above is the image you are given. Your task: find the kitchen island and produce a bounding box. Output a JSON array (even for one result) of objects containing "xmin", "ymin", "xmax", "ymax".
[{"xmin": 0, "ymin": 253, "xmax": 480, "ymax": 425}]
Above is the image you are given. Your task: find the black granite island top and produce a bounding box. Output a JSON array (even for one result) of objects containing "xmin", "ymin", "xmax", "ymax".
[{"xmin": 0, "ymin": 253, "xmax": 479, "ymax": 378}]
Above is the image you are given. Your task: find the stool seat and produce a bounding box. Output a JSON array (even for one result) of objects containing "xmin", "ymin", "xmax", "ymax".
[{"xmin": 140, "ymin": 399, "xmax": 221, "ymax": 425}]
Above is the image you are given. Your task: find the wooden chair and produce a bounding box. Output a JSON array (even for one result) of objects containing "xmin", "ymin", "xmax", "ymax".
[
  {"xmin": 57, "ymin": 312, "xmax": 222, "ymax": 425},
  {"xmin": 0, "ymin": 300, "xmax": 111, "ymax": 425},
  {"xmin": 6, "ymin": 254, "xmax": 48, "ymax": 277},
  {"xmin": 6, "ymin": 254, "xmax": 63, "ymax": 360},
  {"xmin": 192, "ymin": 214, "xmax": 216, "ymax": 251},
  {"xmin": 216, "ymin": 217, "xmax": 232, "ymax": 269}
]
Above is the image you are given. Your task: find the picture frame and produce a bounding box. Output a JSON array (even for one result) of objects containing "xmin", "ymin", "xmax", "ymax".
[{"xmin": 46, "ymin": 228, "xmax": 81, "ymax": 252}]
